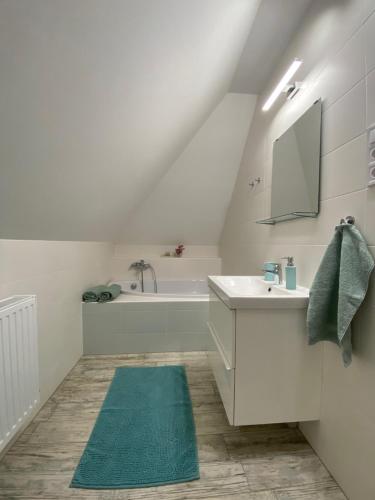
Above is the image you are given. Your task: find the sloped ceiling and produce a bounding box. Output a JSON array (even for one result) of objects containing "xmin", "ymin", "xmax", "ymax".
[
  {"xmin": 0, "ymin": 0, "xmax": 261, "ymax": 241},
  {"xmin": 231, "ymin": 0, "xmax": 313, "ymax": 94},
  {"xmin": 123, "ymin": 93, "xmax": 257, "ymax": 244}
]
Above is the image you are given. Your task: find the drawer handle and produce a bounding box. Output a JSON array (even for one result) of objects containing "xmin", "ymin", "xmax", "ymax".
[{"xmin": 207, "ymin": 321, "xmax": 232, "ymax": 371}]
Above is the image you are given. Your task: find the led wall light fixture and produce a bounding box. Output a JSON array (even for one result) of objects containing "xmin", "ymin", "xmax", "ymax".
[{"xmin": 262, "ymin": 59, "xmax": 303, "ymax": 111}]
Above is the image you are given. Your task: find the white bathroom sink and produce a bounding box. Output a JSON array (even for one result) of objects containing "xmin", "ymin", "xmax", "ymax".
[{"xmin": 208, "ymin": 276, "xmax": 309, "ymax": 309}]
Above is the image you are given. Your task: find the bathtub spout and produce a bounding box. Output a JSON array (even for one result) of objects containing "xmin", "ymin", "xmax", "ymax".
[{"xmin": 150, "ymin": 266, "xmax": 158, "ymax": 293}]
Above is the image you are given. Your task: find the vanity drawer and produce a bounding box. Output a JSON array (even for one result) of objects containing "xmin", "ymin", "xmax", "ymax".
[
  {"xmin": 207, "ymin": 322, "xmax": 235, "ymax": 425},
  {"xmin": 209, "ymin": 288, "xmax": 235, "ymax": 368}
]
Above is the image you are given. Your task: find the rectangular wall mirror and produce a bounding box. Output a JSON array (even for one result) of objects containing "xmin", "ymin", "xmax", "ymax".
[{"xmin": 257, "ymin": 99, "xmax": 322, "ymax": 225}]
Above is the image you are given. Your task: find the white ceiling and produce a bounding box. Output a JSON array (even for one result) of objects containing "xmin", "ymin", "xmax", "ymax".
[
  {"xmin": 0, "ymin": 0, "xmax": 312, "ymax": 243},
  {"xmin": 0, "ymin": 0, "xmax": 261, "ymax": 241},
  {"xmin": 231, "ymin": 0, "xmax": 313, "ymax": 94},
  {"xmin": 123, "ymin": 93, "xmax": 257, "ymax": 244}
]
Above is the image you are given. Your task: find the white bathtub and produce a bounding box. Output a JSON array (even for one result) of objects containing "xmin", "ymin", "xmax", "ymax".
[
  {"xmin": 82, "ymin": 279, "xmax": 210, "ymax": 354},
  {"xmin": 115, "ymin": 279, "xmax": 209, "ymax": 299}
]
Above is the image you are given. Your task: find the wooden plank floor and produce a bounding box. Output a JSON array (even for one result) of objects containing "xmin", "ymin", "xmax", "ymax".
[{"xmin": 0, "ymin": 352, "xmax": 346, "ymax": 500}]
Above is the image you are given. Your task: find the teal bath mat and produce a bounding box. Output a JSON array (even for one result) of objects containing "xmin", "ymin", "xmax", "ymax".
[{"xmin": 71, "ymin": 365, "xmax": 199, "ymax": 489}]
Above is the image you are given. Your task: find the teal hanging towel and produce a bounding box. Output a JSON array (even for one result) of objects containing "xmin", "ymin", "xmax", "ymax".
[
  {"xmin": 307, "ymin": 222, "xmax": 374, "ymax": 366},
  {"xmin": 71, "ymin": 365, "xmax": 199, "ymax": 489}
]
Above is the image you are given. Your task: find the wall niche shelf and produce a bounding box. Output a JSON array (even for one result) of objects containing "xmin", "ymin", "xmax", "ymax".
[{"xmin": 256, "ymin": 212, "xmax": 318, "ymax": 225}]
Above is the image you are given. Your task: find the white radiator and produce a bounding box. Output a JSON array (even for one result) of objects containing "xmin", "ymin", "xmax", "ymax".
[{"xmin": 0, "ymin": 295, "xmax": 39, "ymax": 453}]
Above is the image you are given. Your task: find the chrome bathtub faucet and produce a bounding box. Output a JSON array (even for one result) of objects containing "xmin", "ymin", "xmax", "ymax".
[
  {"xmin": 128, "ymin": 260, "xmax": 158, "ymax": 293},
  {"xmin": 128, "ymin": 259, "xmax": 150, "ymax": 272}
]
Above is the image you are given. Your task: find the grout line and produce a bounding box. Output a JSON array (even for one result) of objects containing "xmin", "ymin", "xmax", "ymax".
[
  {"xmin": 229, "ymin": 243, "xmax": 375, "ymax": 250},
  {"xmin": 321, "ymin": 131, "xmax": 366, "ymax": 158},
  {"xmin": 322, "ymin": 77, "xmax": 366, "ymax": 115},
  {"xmin": 322, "ymin": 130, "xmax": 365, "ymax": 158},
  {"xmin": 362, "ymin": 6, "xmax": 375, "ymax": 25},
  {"xmin": 320, "ymin": 187, "xmax": 367, "ymax": 202},
  {"xmin": 320, "ymin": 186, "xmax": 368, "ymax": 202}
]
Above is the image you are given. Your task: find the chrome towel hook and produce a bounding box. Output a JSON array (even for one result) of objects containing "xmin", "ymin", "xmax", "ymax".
[
  {"xmin": 339, "ymin": 216, "xmax": 355, "ymax": 225},
  {"xmin": 249, "ymin": 177, "xmax": 261, "ymax": 188},
  {"xmin": 336, "ymin": 216, "xmax": 355, "ymax": 229}
]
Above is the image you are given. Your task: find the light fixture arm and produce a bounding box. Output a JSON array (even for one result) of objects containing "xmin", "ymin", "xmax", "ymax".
[{"xmin": 262, "ymin": 59, "xmax": 303, "ymax": 111}]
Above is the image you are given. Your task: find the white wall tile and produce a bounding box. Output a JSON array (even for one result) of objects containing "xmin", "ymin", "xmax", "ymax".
[
  {"xmin": 364, "ymin": 186, "xmax": 375, "ymax": 245},
  {"xmin": 114, "ymin": 244, "xmax": 220, "ymax": 258},
  {"xmin": 0, "ymin": 240, "xmax": 113, "ymax": 404},
  {"xmin": 167, "ymin": 309, "xmax": 208, "ymax": 334},
  {"xmin": 111, "ymin": 255, "xmax": 221, "ymax": 281},
  {"xmin": 84, "ymin": 306, "xmax": 167, "ymax": 335},
  {"xmin": 318, "ymin": 28, "xmax": 365, "ymax": 108},
  {"xmin": 220, "ymin": 3, "xmax": 375, "ymax": 498},
  {"xmin": 260, "ymin": 190, "xmax": 366, "ymax": 247},
  {"xmin": 83, "ymin": 332, "xmax": 169, "ymax": 355},
  {"xmin": 320, "ymin": 133, "xmax": 368, "ymax": 200},
  {"xmin": 229, "ymin": 243, "xmax": 327, "ymax": 289},
  {"xmin": 366, "ymin": 68, "xmax": 375, "ymax": 126},
  {"xmin": 363, "ymin": 0, "xmax": 375, "ymax": 22},
  {"xmin": 364, "ymin": 11, "xmax": 375, "ymax": 74},
  {"xmin": 322, "ymin": 79, "xmax": 366, "ymax": 154},
  {"xmin": 162, "ymin": 333, "xmax": 209, "ymax": 352}
]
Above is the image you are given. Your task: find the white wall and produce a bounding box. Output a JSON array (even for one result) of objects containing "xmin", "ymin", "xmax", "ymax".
[
  {"xmin": 122, "ymin": 93, "xmax": 257, "ymax": 245},
  {"xmin": 220, "ymin": 1, "xmax": 375, "ymax": 499},
  {"xmin": 0, "ymin": 0, "xmax": 260, "ymax": 242},
  {"xmin": 0, "ymin": 240, "xmax": 113, "ymax": 404}
]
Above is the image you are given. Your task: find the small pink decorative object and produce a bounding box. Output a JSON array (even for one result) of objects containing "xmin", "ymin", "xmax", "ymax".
[{"xmin": 175, "ymin": 244, "xmax": 185, "ymax": 257}]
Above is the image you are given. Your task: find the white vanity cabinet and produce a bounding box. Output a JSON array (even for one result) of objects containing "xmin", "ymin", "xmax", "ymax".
[{"xmin": 207, "ymin": 281, "xmax": 322, "ymax": 426}]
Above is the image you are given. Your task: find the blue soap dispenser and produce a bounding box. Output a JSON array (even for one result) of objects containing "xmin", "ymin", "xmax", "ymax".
[{"xmin": 282, "ymin": 256, "xmax": 296, "ymax": 290}]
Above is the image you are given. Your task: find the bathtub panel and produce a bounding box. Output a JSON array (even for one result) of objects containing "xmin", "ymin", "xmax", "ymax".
[
  {"xmin": 167, "ymin": 308, "xmax": 209, "ymax": 334},
  {"xmin": 163, "ymin": 333, "xmax": 210, "ymax": 352},
  {"xmin": 83, "ymin": 306, "xmax": 167, "ymax": 335},
  {"xmin": 83, "ymin": 332, "xmax": 167, "ymax": 355},
  {"xmin": 83, "ymin": 299, "xmax": 209, "ymax": 354},
  {"xmin": 121, "ymin": 309, "xmax": 168, "ymax": 335},
  {"xmin": 83, "ymin": 332, "xmax": 209, "ymax": 355}
]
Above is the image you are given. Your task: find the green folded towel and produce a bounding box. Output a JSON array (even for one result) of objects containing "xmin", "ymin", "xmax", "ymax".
[
  {"xmin": 82, "ymin": 284, "xmax": 121, "ymax": 303},
  {"xmin": 307, "ymin": 224, "xmax": 374, "ymax": 366}
]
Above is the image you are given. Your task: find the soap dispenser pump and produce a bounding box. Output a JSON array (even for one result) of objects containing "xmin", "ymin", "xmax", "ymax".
[{"xmin": 282, "ymin": 256, "xmax": 296, "ymax": 290}]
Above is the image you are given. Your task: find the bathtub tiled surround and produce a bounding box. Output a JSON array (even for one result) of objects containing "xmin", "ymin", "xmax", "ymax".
[
  {"xmin": 220, "ymin": 2, "xmax": 375, "ymax": 499},
  {"xmin": 83, "ymin": 299, "xmax": 210, "ymax": 354},
  {"xmin": 118, "ymin": 279, "xmax": 208, "ymax": 295},
  {"xmin": 111, "ymin": 244, "xmax": 221, "ymax": 281},
  {"xmin": 81, "ymin": 244, "xmax": 220, "ymax": 355}
]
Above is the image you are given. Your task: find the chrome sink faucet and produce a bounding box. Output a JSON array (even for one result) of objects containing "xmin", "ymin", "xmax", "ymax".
[{"xmin": 262, "ymin": 263, "xmax": 282, "ymax": 285}]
